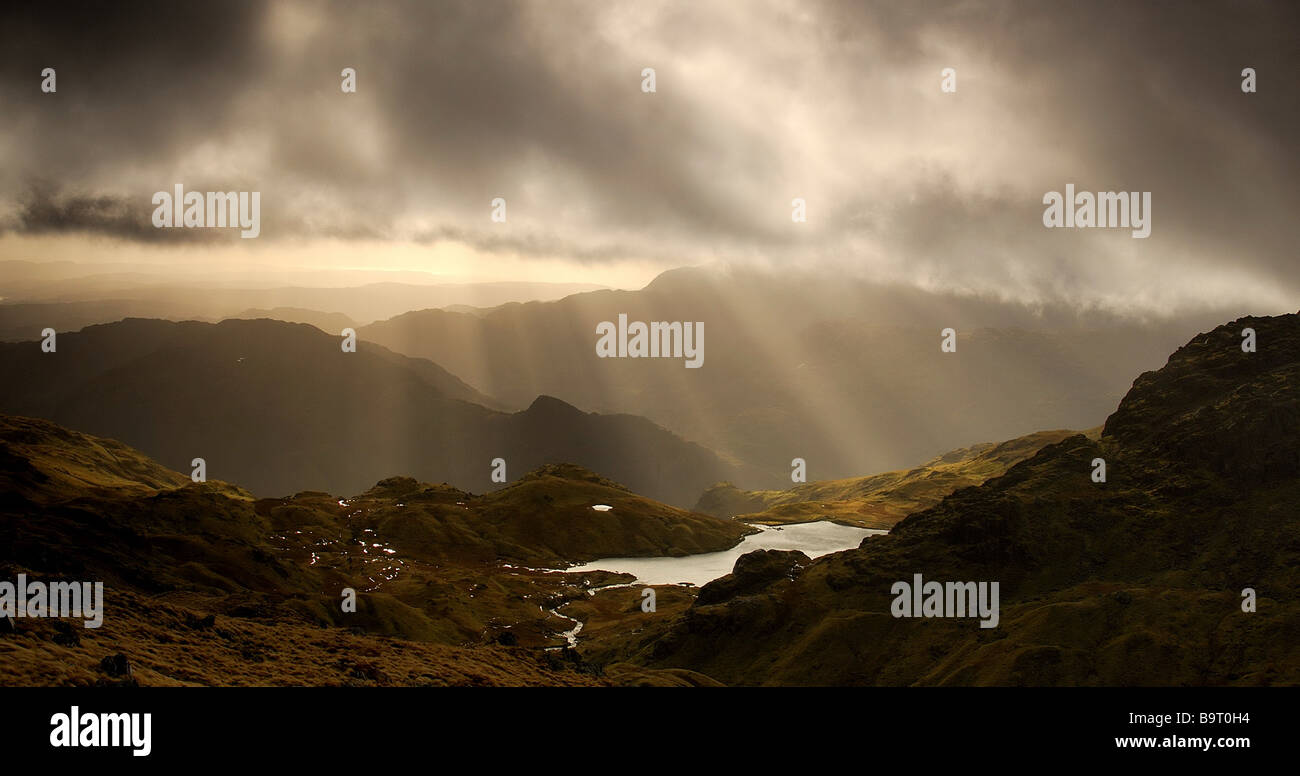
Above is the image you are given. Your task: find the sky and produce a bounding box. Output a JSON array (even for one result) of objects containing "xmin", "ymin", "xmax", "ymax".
[{"xmin": 0, "ymin": 0, "xmax": 1296, "ymax": 312}]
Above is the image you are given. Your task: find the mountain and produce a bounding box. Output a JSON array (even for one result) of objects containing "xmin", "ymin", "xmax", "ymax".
[
  {"xmin": 0, "ymin": 414, "xmax": 191, "ymax": 503},
  {"xmin": 303, "ymin": 463, "xmax": 751, "ymax": 569},
  {"xmin": 0, "ymin": 260, "xmax": 608, "ymax": 331},
  {"xmin": 0, "ymin": 318, "xmax": 738, "ymax": 506},
  {"xmin": 0, "ymin": 299, "xmax": 190, "ymax": 342},
  {"xmin": 0, "ymin": 415, "xmax": 745, "ymax": 684},
  {"xmin": 231, "ymin": 308, "xmax": 359, "ymax": 334},
  {"xmin": 695, "ymin": 428, "xmax": 1090, "ymax": 528},
  {"xmin": 360, "ymin": 265, "xmax": 1239, "ymax": 489},
  {"xmin": 595, "ymin": 312, "xmax": 1300, "ymax": 685}
]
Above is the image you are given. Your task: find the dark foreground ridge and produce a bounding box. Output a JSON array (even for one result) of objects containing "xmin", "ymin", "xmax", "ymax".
[
  {"xmin": 601, "ymin": 313, "xmax": 1300, "ymax": 685},
  {"xmin": 0, "ymin": 417, "xmax": 745, "ymax": 686}
]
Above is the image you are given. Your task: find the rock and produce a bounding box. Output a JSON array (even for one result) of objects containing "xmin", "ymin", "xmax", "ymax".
[
  {"xmin": 99, "ymin": 653, "xmax": 133, "ymax": 678},
  {"xmin": 336, "ymin": 658, "xmax": 386, "ymax": 682},
  {"xmin": 695, "ymin": 549, "xmax": 810, "ymax": 606},
  {"xmin": 544, "ymin": 646, "xmax": 601, "ymax": 675},
  {"xmin": 693, "ymin": 482, "xmax": 771, "ymax": 518},
  {"xmin": 51, "ymin": 620, "xmax": 80, "ymax": 647},
  {"xmin": 1103, "ymin": 314, "xmax": 1299, "ymax": 488},
  {"xmin": 184, "ymin": 612, "xmax": 216, "ymax": 630}
]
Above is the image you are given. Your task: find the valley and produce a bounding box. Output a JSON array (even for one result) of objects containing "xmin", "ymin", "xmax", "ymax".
[{"xmin": 1, "ymin": 310, "xmax": 1296, "ymax": 687}]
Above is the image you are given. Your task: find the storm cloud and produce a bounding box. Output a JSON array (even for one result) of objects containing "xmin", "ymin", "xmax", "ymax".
[{"xmin": 0, "ymin": 0, "xmax": 1296, "ymax": 311}]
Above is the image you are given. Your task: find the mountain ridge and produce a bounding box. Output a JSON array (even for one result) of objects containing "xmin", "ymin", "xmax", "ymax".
[
  {"xmin": 594, "ymin": 312, "xmax": 1300, "ymax": 685},
  {"xmin": 0, "ymin": 317, "xmax": 738, "ymax": 506},
  {"xmin": 360, "ymin": 265, "xmax": 1242, "ymax": 488}
]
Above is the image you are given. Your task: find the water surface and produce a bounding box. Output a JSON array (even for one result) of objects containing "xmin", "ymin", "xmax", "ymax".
[{"xmin": 564, "ymin": 521, "xmax": 883, "ymax": 587}]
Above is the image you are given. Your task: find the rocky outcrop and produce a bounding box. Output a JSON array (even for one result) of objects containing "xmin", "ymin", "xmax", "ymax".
[
  {"xmin": 624, "ymin": 313, "xmax": 1300, "ymax": 686},
  {"xmin": 695, "ymin": 550, "xmax": 810, "ymax": 606}
]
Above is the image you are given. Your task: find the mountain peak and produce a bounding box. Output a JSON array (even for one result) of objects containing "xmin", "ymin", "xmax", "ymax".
[
  {"xmin": 516, "ymin": 463, "xmax": 630, "ymax": 491},
  {"xmin": 1103, "ymin": 312, "xmax": 1299, "ymax": 486},
  {"xmin": 524, "ymin": 395, "xmax": 583, "ymax": 415}
]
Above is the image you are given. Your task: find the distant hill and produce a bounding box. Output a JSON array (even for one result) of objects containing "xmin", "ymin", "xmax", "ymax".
[
  {"xmin": 361, "ymin": 265, "xmax": 1240, "ymax": 488},
  {"xmin": 278, "ymin": 463, "xmax": 750, "ymax": 570},
  {"xmin": 695, "ymin": 428, "xmax": 1091, "ymax": 528},
  {"xmin": 0, "ymin": 299, "xmax": 196, "ymax": 342},
  {"xmin": 0, "ymin": 300, "xmax": 356, "ymax": 343},
  {"xmin": 0, "ymin": 260, "xmax": 609, "ymax": 330},
  {"xmin": 230, "ymin": 308, "xmax": 358, "ymax": 334},
  {"xmin": 0, "ymin": 318, "xmax": 738, "ymax": 506},
  {"xmin": 608, "ymin": 312, "xmax": 1300, "ymax": 685},
  {"xmin": 0, "ymin": 414, "xmax": 745, "ymax": 578}
]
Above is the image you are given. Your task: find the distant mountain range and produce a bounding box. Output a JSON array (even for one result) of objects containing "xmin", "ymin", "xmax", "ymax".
[
  {"xmin": 0, "ymin": 259, "xmax": 607, "ymax": 337},
  {"xmin": 361, "ymin": 265, "xmax": 1241, "ymax": 487},
  {"xmin": 0, "ymin": 318, "xmax": 735, "ymax": 506},
  {"xmin": 0, "ymin": 262, "xmax": 1276, "ymax": 503}
]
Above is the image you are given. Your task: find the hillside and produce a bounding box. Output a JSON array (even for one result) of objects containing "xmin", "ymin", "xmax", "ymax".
[
  {"xmin": 0, "ymin": 414, "xmax": 191, "ymax": 502},
  {"xmin": 0, "ymin": 318, "xmax": 737, "ymax": 506},
  {"xmin": 231, "ymin": 308, "xmax": 359, "ymax": 334},
  {"xmin": 270, "ymin": 462, "xmax": 749, "ymax": 571},
  {"xmin": 0, "ymin": 415, "xmax": 744, "ymax": 684},
  {"xmin": 602, "ymin": 313, "xmax": 1300, "ymax": 685},
  {"xmin": 695, "ymin": 428, "xmax": 1089, "ymax": 528},
  {"xmin": 360, "ymin": 265, "xmax": 1234, "ymax": 488}
]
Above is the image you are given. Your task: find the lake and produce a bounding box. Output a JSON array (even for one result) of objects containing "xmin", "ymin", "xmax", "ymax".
[{"xmin": 563, "ymin": 521, "xmax": 883, "ymax": 587}]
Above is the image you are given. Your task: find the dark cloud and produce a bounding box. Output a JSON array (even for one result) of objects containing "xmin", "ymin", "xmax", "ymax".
[
  {"xmin": 9, "ymin": 182, "xmax": 201, "ymax": 242},
  {"xmin": 0, "ymin": 0, "xmax": 1295, "ymax": 309},
  {"xmin": 413, "ymin": 224, "xmax": 655, "ymax": 265},
  {"xmin": 0, "ymin": 2, "xmax": 272, "ymax": 177}
]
